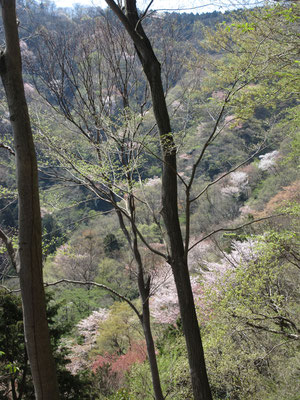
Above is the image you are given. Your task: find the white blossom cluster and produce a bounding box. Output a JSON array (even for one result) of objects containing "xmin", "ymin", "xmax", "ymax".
[
  {"xmin": 67, "ymin": 308, "xmax": 109, "ymax": 374},
  {"xmin": 150, "ymin": 269, "xmax": 180, "ymax": 324},
  {"xmin": 188, "ymin": 240, "xmax": 212, "ymax": 272},
  {"xmin": 258, "ymin": 150, "xmax": 279, "ymax": 171},
  {"xmin": 221, "ymin": 171, "xmax": 249, "ymax": 196},
  {"xmin": 23, "ymin": 83, "xmax": 36, "ymax": 98},
  {"xmin": 145, "ymin": 176, "xmax": 161, "ymax": 187},
  {"xmin": 150, "ymin": 266, "xmax": 200, "ymax": 324},
  {"xmin": 19, "ymin": 39, "xmax": 35, "ymax": 63},
  {"xmin": 201, "ymin": 239, "xmax": 258, "ymax": 287},
  {"xmin": 76, "ymin": 308, "xmax": 109, "ymax": 344}
]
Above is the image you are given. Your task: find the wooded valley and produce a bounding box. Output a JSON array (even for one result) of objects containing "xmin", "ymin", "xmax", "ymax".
[{"xmin": 0, "ymin": 0, "xmax": 299, "ymax": 399}]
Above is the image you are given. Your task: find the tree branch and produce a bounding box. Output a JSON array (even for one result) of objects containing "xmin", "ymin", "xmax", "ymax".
[
  {"xmin": 105, "ymin": 1, "xmax": 137, "ymax": 39},
  {"xmin": 138, "ymin": 0, "xmax": 154, "ymax": 27},
  {"xmin": 0, "ymin": 227, "xmax": 17, "ymax": 271},
  {"xmin": 245, "ymin": 321, "xmax": 299, "ymax": 340},
  {"xmin": 190, "ymin": 143, "xmax": 265, "ymax": 203},
  {"xmin": 44, "ymin": 279, "xmax": 141, "ymax": 319},
  {"xmin": 0, "ymin": 143, "xmax": 15, "ymax": 155},
  {"xmin": 186, "ymin": 87, "xmax": 233, "ymax": 192},
  {"xmin": 189, "ymin": 214, "xmax": 283, "ymax": 252},
  {"xmin": 0, "ymin": 278, "xmax": 142, "ymax": 320}
]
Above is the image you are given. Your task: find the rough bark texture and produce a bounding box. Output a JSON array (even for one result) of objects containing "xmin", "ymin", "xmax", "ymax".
[
  {"xmin": 0, "ymin": 1, "xmax": 60, "ymax": 399},
  {"xmin": 105, "ymin": 1, "xmax": 212, "ymax": 399}
]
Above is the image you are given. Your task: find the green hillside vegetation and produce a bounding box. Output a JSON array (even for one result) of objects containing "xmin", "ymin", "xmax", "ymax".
[{"xmin": 0, "ymin": 1, "xmax": 299, "ymax": 399}]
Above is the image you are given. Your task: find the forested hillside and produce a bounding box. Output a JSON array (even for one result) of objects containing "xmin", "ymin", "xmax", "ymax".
[{"xmin": 0, "ymin": 1, "xmax": 299, "ymax": 399}]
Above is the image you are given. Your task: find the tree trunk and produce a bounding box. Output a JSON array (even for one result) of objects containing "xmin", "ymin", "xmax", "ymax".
[
  {"xmin": 140, "ymin": 288, "xmax": 164, "ymax": 400},
  {"xmin": 129, "ymin": 200, "xmax": 164, "ymax": 400},
  {"xmin": 171, "ymin": 259, "xmax": 212, "ymax": 400},
  {"xmin": 0, "ymin": 1, "xmax": 59, "ymax": 399},
  {"xmin": 105, "ymin": 1, "xmax": 212, "ymax": 399}
]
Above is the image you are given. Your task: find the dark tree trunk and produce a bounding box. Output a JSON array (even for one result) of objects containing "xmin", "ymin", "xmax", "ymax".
[
  {"xmin": 0, "ymin": 1, "xmax": 59, "ymax": 399},
  {"xmin": 105, "ymin": 1, "xmax": 212, "ymax": 399},
  {"xmin": 129, "ymin": 198, "xmax": 165, "ymax": 400},
  {"xmin": 141, "ymin": 298, "xmax": 164, "ymax": 400}
]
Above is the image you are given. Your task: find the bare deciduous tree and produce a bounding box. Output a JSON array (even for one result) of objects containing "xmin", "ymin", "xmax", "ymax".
[
  {"xmin": 29, "ymin": 14, "xmax": 166, "ymax": 399},
  {"xmin": 104, "ymin": 1, "xmax": 213, "ymax": 398}
]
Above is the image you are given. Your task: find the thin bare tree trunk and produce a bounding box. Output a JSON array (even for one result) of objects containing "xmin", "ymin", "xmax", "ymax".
[
  {"xmin": 105, "ymin": 1, "xmax": 212, "ymax": 399},
  {"xmin": 141, "ymin": 296, "xmax": 164, "ymax": 400},
  {"xmin": 125, "ymin": 194, "xmax": 165, "ymax": 400},
  {"xmin": 0, "ymin": 1, "xmax": 59, "ymax": 399},
  {"xmin": 133, "ymin": 238, "xmax": 164, "ymax": 400}
]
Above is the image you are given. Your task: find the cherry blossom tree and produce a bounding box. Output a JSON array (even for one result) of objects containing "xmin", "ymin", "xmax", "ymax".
[{"xmin": 68, "ymin": 308, "xmax": 110, "ymax": 374}]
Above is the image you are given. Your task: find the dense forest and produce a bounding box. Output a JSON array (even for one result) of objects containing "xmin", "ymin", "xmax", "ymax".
[{"xmin": 0, "ymin": 0, "xmax": 299, "ymax": 399}]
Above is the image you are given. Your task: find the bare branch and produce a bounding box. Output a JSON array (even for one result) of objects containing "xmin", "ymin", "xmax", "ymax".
[
  {"xmin": 0, "ymin": 274, "xmax": 18, "ymax": 279},
  {"xmin": 259, "ymin": 341, "xmax": 290, "ymax": 361},
  {"xmin": 140, "ymin": 0, "xmax": 154, "ymax": 20},
  {"xmin": 105, "ymin": 1, "xmax": 139, "ymax": 40},
  {"xmin": 44, "ymin": 279, "xmax": 142, "ymax": 319},
  {"xmin": 190, "ymin": 143, "xmax": 265, "ymax": 203},
  {"xmin": 189, "ymin": 214, "xmax": 283, "ymax": 252},
  {"xmin": 245, "ymin": 321, "xmax": 299, "ymax": 340},
  {"xmin": 0, "ymin": 284, "xmax": 13, "ymax": 292},
  {"xmin": 0, "ymin": 227, "xmax": 17, "ymax": 271},
  {"xmin": 136, "ymin": 0, "xmax": 154, "ymax": 30},
  {"xmin": 0, "ymin": 143, "xmax": 15, "ymax": 155},
  {"xmin": 112, "ymin": 199, "xmax": 168, "ymax": 260},
  {"xmin": 0, "ymin": 198, "xmax": 17, "ymax": 214},
  {"xmin": 1, "ymin": 278, "xmax": 141, "ymax": 319},
  {"xmin": 187, "ymin": 83, "xmax": 237, "ymax": 191}
]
